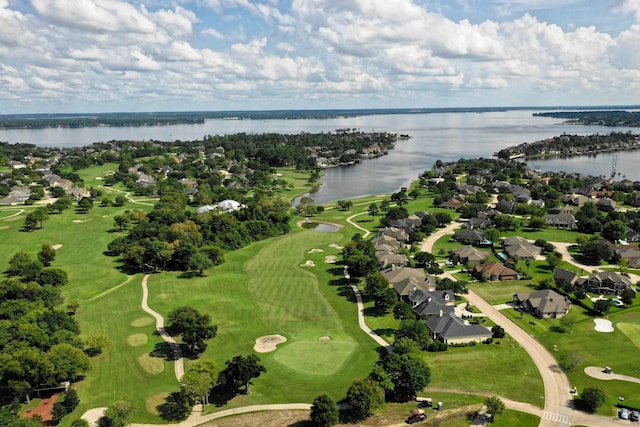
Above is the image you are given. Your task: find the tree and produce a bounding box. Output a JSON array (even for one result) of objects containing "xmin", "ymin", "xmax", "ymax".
[
  {"xmin": 379, "ymin": 352, "xmax": 431, "ymax": 397},
  {"xmin": 582, "ymin": 241, "xmax": 614, "ymax": 264},
  {"xmin": 621, "ymin": 287, "xmax": 636, "ymax": 305},
  {"xmin": 221, "ymin": 354, "xmax": 266, "ymax": 394},
  {"xmin": 365, "ymin": 272, "xmax": 389, "ymax": 301},
  {"xmin": 37, "ymin": 268, "xmax": 68, "ymax": 287},
  {"xmin": 485, "ymin": 395, "xmax": 505, "ymax": 420},
  {"xmin": 395, "ymin": 319, "xmax": 431, "ymax": 350},
  {"xmin": 187, "ymin": 252, "xmax": 214, "ymax": 276},
  {"xmin": 47, "ymin": 343, "xmax": 92, "ymax": 381},
  {"xmin": 85, "ymin": 334, "xmax": 109, "ymax": 356},
  {"xmin": 100, "ymin": 398, "xmax": 136, "ymax": 427},
  {"xmin": 602, "ymin": 219, "xmax": 626, "ymax": 242},
  {"xmin": 38, "ymin": 243, "xmax": 56, "ymax": 266},
  {"xmin": 113, "ymin": 215, "xmax": 130, "ymax": 230},
  {"xmin": 24, "ymin": 212, "xmax": 38, "ymax": 231},
  {"xmin": 580, "ymin": 387, "xmax": 605, "ymax": 412},
  {"xmin": 77, "ymin": 197, "xmax": 93, "ymax": 212},
  {"xmin": 180, "ymin": 360, "xmax": 219, "ymax": 411},
  {"xmin": 346, "ymin": 378, "xmax": 384, "ymax": 420},
  {"xmin": 9, "ymin": 251, "xmax": 32, "ymax": 276},
  {"xmin": 70, "ymin": 420, "xmax": 90, "ymax": 427},
  {"xmin": 168, "ymin": 306, "xmax": 217, "ymax": 354},
  {"xmin": 66, "ymin": 299, "xmax": 80, "ymax": 315},
  {"xmin": 491, "ymin": 325, "xmax": 505, "ymax": 339},
  {"xmin": 33, "ymin": 207, "xmax": 49, "ymax": 229},
  {"xmin": 558, "ymin": 352, "xmax": 582, "ymax": 372},
  {"xmin": 368, "ymin": 203, "xmax": 379, "ymax": 218},
  {"xmin": 546, "ymin": 253, "xmax": 561, "ymax": 271},
  {"xmin": 527, "ymin": 216, "xmax": 546, "ymax": 230},
  {"xmin": 310, "ymin": 394, "xmax": 339, "ymax": 427},
  {"xmin": 593, "ymin": 299, "xmax": 613, "ymax": 315}
]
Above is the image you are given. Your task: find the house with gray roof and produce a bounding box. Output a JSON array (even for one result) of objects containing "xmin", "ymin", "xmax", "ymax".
[
  {"xmin": 514, "ymin": 289, "xmax": 571, "ymax": 319},
  {"xmin": 578, "ymin": 271, "xmax": 635, "ymax": 297},
  {"xmin": 408, "ymin": 289, "xmax": 455, "ymax": 319},
  {"xmin": 543, "ymin": 212, "xmax": 577, "ymax": 229},
  {"xmin": 425, "ymin": 312, "xmax": 492, "ymax": 344},
  {"xmin": 553, "ymin": 268, "xmax": 581, "ymax": 290},
  {"xmin": 381, "ymin": 266, "xmax": 436, "ymax": 297},
  {"xmin": 453, "ymin": 229, "xmax": 488, "ymax": 246}
]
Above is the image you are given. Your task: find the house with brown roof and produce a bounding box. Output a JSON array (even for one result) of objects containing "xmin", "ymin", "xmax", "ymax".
[
  {"xmin": 514, "ymin": 289, "xmax": 571, "ymax": 319},
  {"xmin": 474, "ymin": 262, "xmax": 519, "ymax": 281}
]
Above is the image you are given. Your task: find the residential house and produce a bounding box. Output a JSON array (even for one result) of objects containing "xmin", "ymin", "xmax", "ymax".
[
  {"xmin": 578, "ymin": 271, "xmax": 635, "ymax": 297},
  {"xmin": 408, "ymin": 289, "xmax": 455, "ymax": 319},
  {"xmin": 453, "ymin": 229, "xmax": 488, "ymax": 246},
  {"xmin": 596, "ymin": 198, "xmax": 617, "ymax": 212},
  {"xmin": 379, "ymin": 226, "xmax": 409, "ymax": 243},
  {"xmin": 440, "ymin": 195, "xmax": 467, "ymax": 210},
  {"xmin": 553, "ymin": 268, "xmax": 581, "ymax": 290},
  {"xmin": 452, "ymin": 246, "xmax": 490, "ymax": 265},
  {"xmin": 425, "ymin": 312, "xmax": 492, "ymax": 344},
  {"xmin": 463, "ymin": 217, "xmax": 492, "ymax": 230},
  {"xmin": 543, "ymin": 212, "xmax": 577, "ymax": 229},
  {"xmin": 514, "ymin": 289, "xmax": 571, "ymax": 319},
  {"xmin": 381, "ymin": 266, "xmax": 436, "ymax": 297},
  {"xmin": 626, "ymin": 227, "xmax": 640, "ymax": 243},
  {"xmin": 474, "ymin": 262, "xmax": 519, "ymax": 281},
  {"xmin": 502, "ymin": 236, "xmax": 541, "ymax": 259}
]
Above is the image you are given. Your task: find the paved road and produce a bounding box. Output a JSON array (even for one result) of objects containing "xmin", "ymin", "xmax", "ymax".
[
  {"xmin": 585, "ymin": 366, "xmax": 640, "ymax": 384},
  {"xmin": 420, "ymin": 221, "xmax": 463, "ymax": 253}
]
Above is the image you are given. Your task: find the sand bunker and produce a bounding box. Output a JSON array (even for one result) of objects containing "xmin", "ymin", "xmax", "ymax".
[
  {"xmin": 594, "ymin": 318, "xmax": 614, "ymax": 333},
  {"xmin": 328, "ymin": 243, "xmax": 343, "ymax": 249},
  {"xmin": 82, "ymin": 407, "xmax": 107, "ymax": 427},
  {"xmin": 319, "ymin": 336, "xmax": 332, "ymax": 341},
  {"xmin": 254, "ymin": 334, "xmax": 287, "ymax": 353},
  {"xmin": 72, "ymin": 220, "xmax": 88, "ymax": 223},
  {"xmin": 300, "ymin": 260, "xmax": 315, "ymax": 267},
  {"xmin": 52, "ymin": 244, "xmax": 63, "ymax": 250},
  {"xmin": 325, "ymin": 255, "xmax": 337, "ymax": 264},
  {"xmin": 308, "ymin": 248, "xmax": 324, "ymax": 253}
]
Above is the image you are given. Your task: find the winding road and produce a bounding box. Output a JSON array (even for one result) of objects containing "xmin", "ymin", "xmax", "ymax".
[{"xmin": 140, "ymin": 274, "xmax": 184, "ymax": 381}]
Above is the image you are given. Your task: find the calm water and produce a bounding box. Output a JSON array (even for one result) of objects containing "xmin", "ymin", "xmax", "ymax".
[{"xmin": 1, "ymin": 110, "xmax": 638, "ymax": 203}]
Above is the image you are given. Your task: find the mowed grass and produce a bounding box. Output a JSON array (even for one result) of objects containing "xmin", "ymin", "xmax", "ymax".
[
  {"xmin": 147, "ymin": 227, "xmax": 379, "ymax": 408},
  {"xmin": 532, "ymin": 307, "xmax": 640, "ymax": 414},
  {"xmin": 423, "ymin": 337, "xmax": 544, "ymax": 407}
]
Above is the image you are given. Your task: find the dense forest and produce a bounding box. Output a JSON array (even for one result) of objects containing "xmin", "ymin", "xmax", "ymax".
[{"xmin": 534, "ymin": 110, "xmax": 640, "ymax": 127}]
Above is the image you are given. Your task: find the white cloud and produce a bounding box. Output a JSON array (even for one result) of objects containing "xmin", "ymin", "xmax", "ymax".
[
  {"xmin": 611, "ymin": 0, "xmax": 640, "ymax": 21},
  {"xmin": 31, "ymin": 0, "xmax": 157, "ymax": 33}
]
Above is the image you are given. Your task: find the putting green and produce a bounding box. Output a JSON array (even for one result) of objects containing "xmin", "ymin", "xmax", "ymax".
[
  {"xmin": 272, "ymin": 339, "xmax": 356, "ymax": 376},
  {"xmin": 617, "ymin": 323, "xmax": 640, "ymax": 347}
]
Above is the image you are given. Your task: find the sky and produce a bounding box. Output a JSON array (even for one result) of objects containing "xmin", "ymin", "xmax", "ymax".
[{"xmin": 2, "ymin": 0, "xmax": 640, "ymax": 114}]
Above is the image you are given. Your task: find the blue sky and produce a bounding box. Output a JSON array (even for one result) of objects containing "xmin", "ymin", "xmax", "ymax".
[{"xmin": 2, "ymin": 0, "xmax": 640, "ymax": 114}]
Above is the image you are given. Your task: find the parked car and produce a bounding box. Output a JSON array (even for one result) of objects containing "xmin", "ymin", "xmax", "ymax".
[
  {"xmin": 620, "ymin": 408, "xmax": 629, "ymax": 420},
  {"xmin": 631, "ymin": 410, "xmax": 639, "ymax": 421},
  {"xmin": 406, "ymin": 410, "xmax": 427, "ymax": 424}
]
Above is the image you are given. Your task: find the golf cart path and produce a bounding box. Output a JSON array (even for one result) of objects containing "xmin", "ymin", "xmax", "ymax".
[
  {"xmin": 140, "ymin": 274, "xmax": 184, "ymax": 381},
  {"xmin": 585, "ymin": 366, "xmax": 640, "ymax": 384}
]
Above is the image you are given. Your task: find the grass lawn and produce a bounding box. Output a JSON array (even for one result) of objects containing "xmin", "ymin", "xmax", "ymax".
[
  {"xmin": 496, "ymin": 299, "xmax": 640, "ymax": 416},
  {"xmin": 491, "ymin": 409, "xmax": 540, "ymax": 427},
  {"xmin": 469, "ymin": 281, "xmax": 538, "ymax": 306},
  {"xmin": 423, "ymin": 336, "xmax": 543, "ymax": 407}
]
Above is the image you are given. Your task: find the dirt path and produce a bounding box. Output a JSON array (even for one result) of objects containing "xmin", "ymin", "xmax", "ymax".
[{"xmin": 140, "ymin": 274, "xmax": 184, "ymax": 381}]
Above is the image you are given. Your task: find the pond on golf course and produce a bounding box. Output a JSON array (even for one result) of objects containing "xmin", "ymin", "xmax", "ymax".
[{"xmin": 301, "ymin": 222, "xmax": 341, "ymax": 232}]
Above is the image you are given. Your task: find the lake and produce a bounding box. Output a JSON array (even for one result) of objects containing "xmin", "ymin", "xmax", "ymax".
[{"xmin": 2, "ymin": 110, "xmax": 639, "ymax": 203}]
